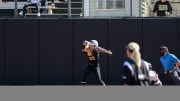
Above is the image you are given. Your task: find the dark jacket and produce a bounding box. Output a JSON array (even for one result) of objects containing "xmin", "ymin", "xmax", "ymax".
[
  {"xmin": 122, "ymin": 59, "xmax": 150, "ymax": 85},
  {"xmin": 153, "ymin": 0, "xmax": 172, "ymax": 16}
]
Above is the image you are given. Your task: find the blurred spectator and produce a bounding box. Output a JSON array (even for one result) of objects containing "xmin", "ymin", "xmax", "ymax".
[
  {"xmin": 18, "ymin": 0, "xmax": 41, "ymax": 17},
  {"xmin": 152, "ymin": 0, "xmax": 172, "ymax": 16}
]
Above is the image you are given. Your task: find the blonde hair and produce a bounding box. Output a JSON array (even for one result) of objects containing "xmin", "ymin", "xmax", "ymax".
[{"xmin": 128, "ymin": 42, "xmax": 141, "ymax": 68}]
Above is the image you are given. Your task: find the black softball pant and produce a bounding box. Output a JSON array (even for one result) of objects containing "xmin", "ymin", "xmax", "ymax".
[{"xmin": 81, "ymin": 64, "xmax": 105, "ymax": 85}]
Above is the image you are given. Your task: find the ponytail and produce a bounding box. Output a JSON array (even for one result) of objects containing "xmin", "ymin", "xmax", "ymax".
[
  {"xmin": 127, "ymin": 42, "xmax": 141, "ymax": 68},
  {"xmin": 131, "ymin": 50, "xmax": 141, "ymax": 68}
]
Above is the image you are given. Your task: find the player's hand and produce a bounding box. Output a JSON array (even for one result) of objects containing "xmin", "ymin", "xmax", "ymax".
[
  {"xmin": 108, "ymin": 50, "xmax": 112, "ymax": 55},
  {"xmin": 83, "ymin": 40, "xmax": 88, "ymax": 45},
  {"xmin": 165, "ymin": 12, "xmax": 170, "ymax": 16},
  {"xmin": 164, "ymin": 71, "xmax": 167, "ymax": 74},
  {"xmin": 169, "ymin": 70, "xmax": 173, "ymax": 74}
]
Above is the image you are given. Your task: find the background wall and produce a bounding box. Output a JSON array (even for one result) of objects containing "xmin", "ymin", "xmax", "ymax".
[
  {"xmin": 108, "ymin": 19, "xmax": 143, "ymax": 84},
  {"xmin": 0, "ymin": 18, "xmax": 179, "ymax": 85},
  {"xmin": 5, "ymin": 19, "xmax": 39, "ymax": 84},
  {"xmin": 142, "ymin": 18, "xmax": 178, "ymax": 85},
  {"xmin": 0, "ymin": 19, "xmax": 5, "ymax": 84}
]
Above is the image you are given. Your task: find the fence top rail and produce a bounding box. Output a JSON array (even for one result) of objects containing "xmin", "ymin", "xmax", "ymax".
[{"xmin": 1, "ymin": 16, "xmax": 180, "ymax": 19}]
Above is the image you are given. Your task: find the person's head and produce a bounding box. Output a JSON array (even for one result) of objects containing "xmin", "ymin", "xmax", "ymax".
[
  {"xmin": 161, "ymin": 0, "xmax": 167, "ymax": 3},
  {"xmin": 126, "ymin": 42, "xmax": 141, "ymax": 68},
  {"xmin": 89, "ymin": 40, "xmax": 98, "ymax": 50},
  {"xmin": 159, "ymin": 46, "xmax": 169, "ymax": 57}
]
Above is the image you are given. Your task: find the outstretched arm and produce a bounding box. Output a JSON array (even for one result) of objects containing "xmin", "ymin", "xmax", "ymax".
[{"xmin": 96, "ymin": 47, "xmax": 112, "ymax": 55}]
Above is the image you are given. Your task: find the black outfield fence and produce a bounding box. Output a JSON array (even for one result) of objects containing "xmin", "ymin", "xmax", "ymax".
[{"xmin": 0, "ymin": 18, "xmax": 180, "ymax": 85}]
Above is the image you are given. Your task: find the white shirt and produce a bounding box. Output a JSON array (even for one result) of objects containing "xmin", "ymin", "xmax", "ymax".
[{"xmin": 31, "ymin": 0, "xmax": 41, "ymax": 4}]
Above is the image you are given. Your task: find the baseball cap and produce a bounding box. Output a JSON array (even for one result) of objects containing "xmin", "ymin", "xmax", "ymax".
[
  {"xmin": 89, "ymin": 41, "xmax": 95, "ymax": 46},
  {"xmin": 89, "ymin": 40, "xmax": 98, "ymax": 47},
  {"xmin": 159, "ymin": 46, "xmax": 168, "ymax": 51}
]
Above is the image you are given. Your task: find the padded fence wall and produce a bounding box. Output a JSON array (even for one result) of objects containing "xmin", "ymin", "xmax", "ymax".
[
  {"xmin": 5, "ymin": 19, "xmax": 39, "ymax": 84},
  {"xmin": 0, "ymin": 19, "xmax": 5, "ymax": 84},
  {"xmin": 143, "ymin": 18, "xmax": 178, "ymax": 85},
  {"xmin": 0, "ymin": 18, "xmax": 179, "ymax": 85},
  {"xmin": 108, "ymin": 19, "xmax": 143, "ymax": 85},
  {"xmin": 39, "ymin": 19, "xmax": 74, "ymax": 85}
]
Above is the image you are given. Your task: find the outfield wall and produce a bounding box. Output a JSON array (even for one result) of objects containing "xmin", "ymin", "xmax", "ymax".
[{"xmin": 0, "ymin": 18, "xmax": 179, "ymax": 85}]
